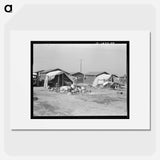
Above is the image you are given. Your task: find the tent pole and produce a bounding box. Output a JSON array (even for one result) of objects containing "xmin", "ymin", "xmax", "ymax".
[{"xmin": 58, "ymin": 74, "xmax": 60, "ymax": 87}]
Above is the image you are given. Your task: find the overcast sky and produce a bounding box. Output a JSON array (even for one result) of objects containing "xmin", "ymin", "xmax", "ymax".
[{"xmin": 33, "ymin": 43, "xmax": 127, "ymax": 76}]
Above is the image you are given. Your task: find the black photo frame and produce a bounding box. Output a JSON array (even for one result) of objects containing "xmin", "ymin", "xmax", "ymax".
[{"xmin": 31, "ymin": 41, "xmax": 129, "ymax": 119}]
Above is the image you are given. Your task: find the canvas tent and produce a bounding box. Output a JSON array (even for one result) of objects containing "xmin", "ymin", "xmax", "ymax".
[
  {"xmin": 35, "ymin": 68, "xmax": 69, "ymax": 87},
  {"xmin": 92, "ymin": 73, "xmax": 111, "ymax": 87},
  {"xmin": 44, "ymin": 70, "xmax": 73, "ymax": 88}
]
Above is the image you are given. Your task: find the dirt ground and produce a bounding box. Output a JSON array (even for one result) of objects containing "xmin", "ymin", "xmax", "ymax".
[{"xmin": 33, "ymin": 86, "xmax": 127, "ymax": 116}]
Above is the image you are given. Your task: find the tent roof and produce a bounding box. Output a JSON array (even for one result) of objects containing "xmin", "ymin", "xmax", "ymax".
[
  {"xmin": 96, "ymin": 74, "xmax": 111, "ymax": 79},
  {"xmin": 85, "ymin": 71, "xmax": 109, "ymax": 76},
  {"xmin": 46, "ymin": 70, "xmax": 73, "ymax": 82},
  {"xmin": 46, "ymin": 70, "xmax": 63, "ymax": 77},
  {"xmin": 41, "ymin": 68, "xmax": 69, "ymax": 74},
  {"xmin": 111, "ymin": 74, "xmax": 118, "ymax": 78}
]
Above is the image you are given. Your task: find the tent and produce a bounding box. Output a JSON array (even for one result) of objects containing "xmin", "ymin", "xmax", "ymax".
[
  {"xmin": 92, "ymin": 73, "xmax": 111, "ymax": 87},
  {"xmin": 44, "ymin": 71, "xmax": 73, "ymax": 88}
]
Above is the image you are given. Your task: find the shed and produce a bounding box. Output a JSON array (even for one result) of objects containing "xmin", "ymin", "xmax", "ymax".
[{"xmin": 71, "ymin": 72, "xmax": 84, "ymax": 83}]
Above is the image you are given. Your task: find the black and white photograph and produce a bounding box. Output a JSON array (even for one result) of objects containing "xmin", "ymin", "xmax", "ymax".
[{"xmin": 31, "ymin": 41, "xmax": 129, "ymax": 119}]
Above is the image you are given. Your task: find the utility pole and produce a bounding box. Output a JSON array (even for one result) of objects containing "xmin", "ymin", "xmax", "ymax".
[{"xmin": 80, "ymin": 59, "xmax": 82, "ymax": 73}]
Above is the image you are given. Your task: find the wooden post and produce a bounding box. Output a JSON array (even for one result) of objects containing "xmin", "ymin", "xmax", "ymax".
[
  {"xmin": 58, "ymin": 74, "xmax": 60, "ymax": 87},
  {"xmin": 62, "ymin": 74, "xmax": 64, "ymax": 86}
]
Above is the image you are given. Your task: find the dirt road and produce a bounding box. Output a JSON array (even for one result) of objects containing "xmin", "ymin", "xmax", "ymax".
[{"xmin": 33, "ymin": 87, "xmax": 127, "ymax": 116}]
